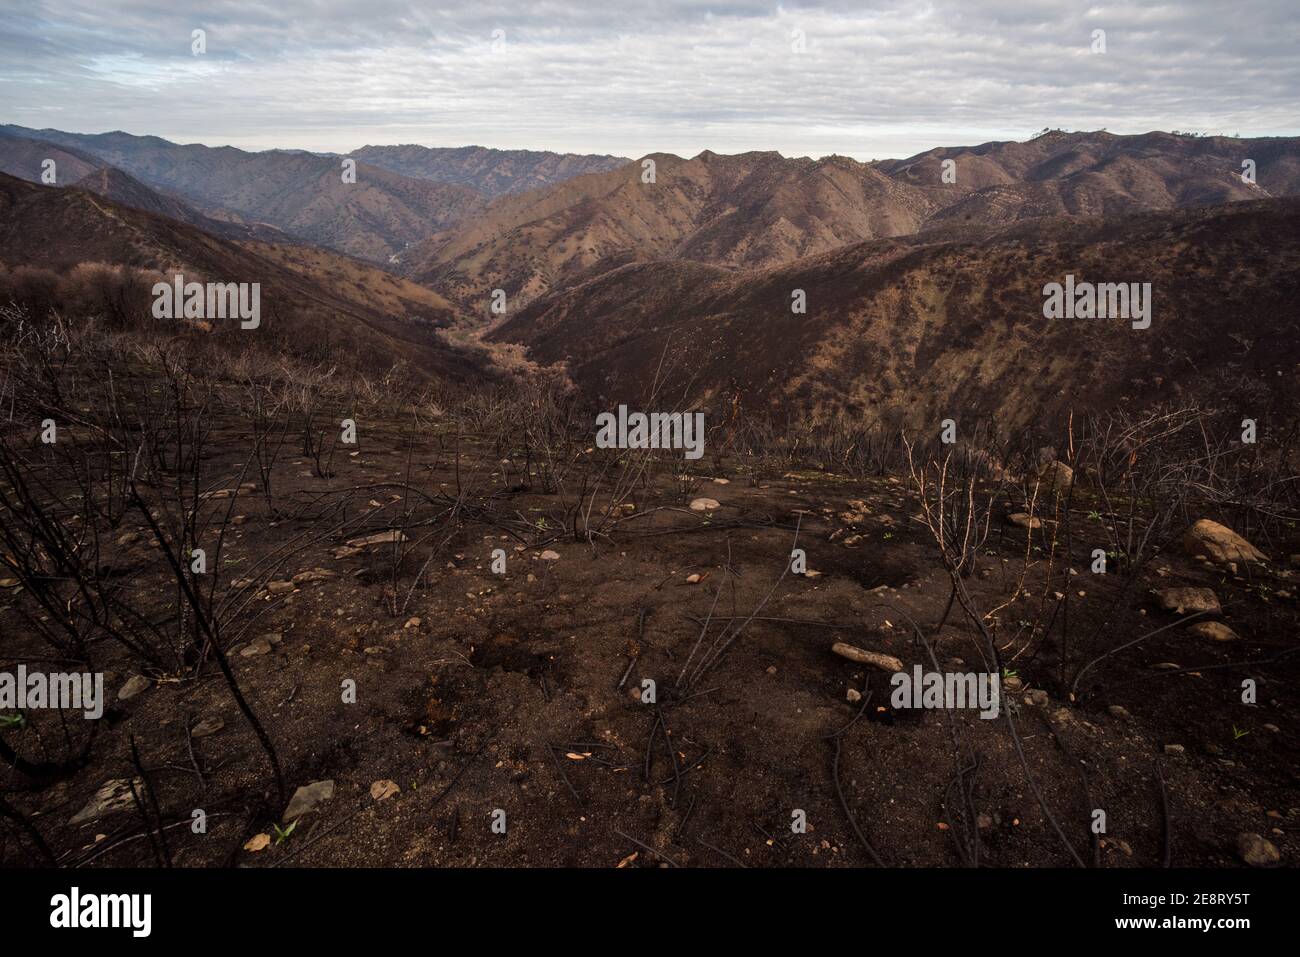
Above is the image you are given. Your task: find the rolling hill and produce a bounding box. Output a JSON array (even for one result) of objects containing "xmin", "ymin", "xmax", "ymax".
[
  {"xmin": 413, "ymin": 131, "xmax": 1300, "ymax": 316},
  {"xmin": 0, "ymin": 171, "xmax": 490, "ymax": 380},
  {"xmin": 0, "ymin": 126, "xmax": 487, "ymax": 263},
  {"xmin": 489, "ymin": 198, "xmax": 1300, "ymax": 429},
  {"xmin": 347, "ymin": 144, "xmax": 629, "ymax": 197}
]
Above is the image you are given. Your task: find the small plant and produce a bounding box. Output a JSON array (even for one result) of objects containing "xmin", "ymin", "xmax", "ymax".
[
  {"xmin": 272, "ymin": 820, "xmax": 298, "ymax": 845},
  {"xmin": 1232, "ymin": 725, "xmax": 1249, "ymax": 741},
  {"xmin": 0, "ymin": 713, "xmax": 26, "ymax": 730}
]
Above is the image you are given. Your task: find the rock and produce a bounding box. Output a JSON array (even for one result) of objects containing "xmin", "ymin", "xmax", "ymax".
[
  {"xmin": 846, "ymin": 688, "xmax": 862, "ymax": 703},
  {"xmin": 370, "ymin": 779, "xmax": 400, "ymax": 801},
  {"xmin": 830, "ymin": 642, "xmax": 903, "ymax": 673},
  {"xmin": 1237, "ymin": 832, "xmax": 1280, "ymax": 867},
  {"xmin": 266, "ymin": 580, "xmax": 296, "ymax": 595},
  {"xmin": 1026, "ymin": 689, "xmax": 1049, "ymax": 707},
  {"xmin": 1156, "ymin": 587, "xmax": 1221, "ymax": 616},
  {"xmin": 539, "ymin": 550, "xmax": 561, "ymax": 561},
  {"xmin": 239, "ymin": 638, "xmax": 273, "ymax": 657},
  {"xmin": 1003, "ymin": 675, "xmax": 1024, "ymax": 693},
  {"xmin": 118, "ymin": 675, "xmax": 151, "ymax": 701},
  {"xmin": 1108, "ymin": 705, "xmax": 1132, "ymax": 721},
  {"xmin": 404, "ymin": 617, "xmax": 422, "ymax": 629},
  {"xmin": 191, "ymin": 716, "xmax": 224, "ymax": 738},
  {"xmin": 689, "ymin": 497, "xmax": 721, "ymax": 512},
  {"xmin": 1186, "ymin": 621, "xmax": 1239, "ymax": 641},
  {"xmin": 1106, "ymin": 838, "xmax": 1134, "ymax": 857},
  {"xmin": 1182, "ymin": 520, "xmax": 1267, "ymax": 565},
  {"xmin": 1164, "ymin": 743, "xmax": 1185, "ymax": 755},
  {"xmin": 1038, "ymin": 461, "xmax": 1074, "ymax": 493},
  {"xmin": 292, "ymin": 568, "xmax": 338, "ymax": 585},
  {"xmin": 70, "ymin": 778, "xmax": 144, "ymax": 825},
  {"xmin": 347, "ymin": 530, "xmax": 408, "ymax": 548},
  {"xmin": 685, "ymin": 573, "xmax": 701, "ymax": 584},
  {"xmin": 1006, "ymin": 512, "xmax": 1041, "ymax": 529},
  {"xmin": 712, "ymin": 478, "xmax": 730, "ymax": 485},
  {"xmin": 243, "ymin": 833, "xmax": 271, "ymax": 853},
  {"xmin": 283, "ymin": 779, "xmax": 335, "ymax": 823}
]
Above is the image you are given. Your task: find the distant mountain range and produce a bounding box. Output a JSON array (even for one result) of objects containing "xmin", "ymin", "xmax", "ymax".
[
  {"xmin": 413, "ymin": 130, "xmax": 1300, "ymax": 314},
  {"xmin": 0, "ymin": 170, "xmax": 487, "ymax": 381},
  {"xmin": 0, "ymin": 126, "xmax": 627, "ymax": 263},
  {"xmin": 347, "ymin": 144, "xmax": 629, "ymax": 197},
  {"xmin": 489, "ymin": 198, "xmax": 1300, "ymax": 427},
  {"xmin": 3, "ymin": 124, "xmax": 1299, "ymax": 423}
]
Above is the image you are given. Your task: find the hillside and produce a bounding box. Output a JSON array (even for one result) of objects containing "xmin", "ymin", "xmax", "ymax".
[
  {"xmin": 879, "ymin": 130, "xmax": 1300, "ymax": 212},
  {"xmin": 0, "ymin": 172, "xmax": 490, "ymax": 380},
  {"xmin": 0, "ymin": 126, "xmax": 487, "ymax": 263},
  {"xmin": 414, "ymin": 131, "xmax": 1300, "ymax": 315},
  {"xmin": 348, "ymin": 144, "xmax": 629, "ymax": 197},
  {"xmin": 409, "ymin": 150, "xmax": 935, "ymax": 313},
  {"xmin": 490, "ymin": 198, "xmax": 1300, "ymax": 428}
]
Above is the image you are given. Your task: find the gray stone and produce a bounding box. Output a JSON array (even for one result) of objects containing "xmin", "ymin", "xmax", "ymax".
[{"xmin": 283, "ymin": 780, "xmax": 335, "ymax": 823}]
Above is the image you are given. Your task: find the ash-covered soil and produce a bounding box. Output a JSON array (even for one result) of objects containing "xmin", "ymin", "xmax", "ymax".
[{"xmin": 3, "ymin": 413, "xmax": 1297, "ymax": 869}]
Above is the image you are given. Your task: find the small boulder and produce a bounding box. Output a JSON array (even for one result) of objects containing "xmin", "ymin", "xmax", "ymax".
[
  {"xmin": 292, "ymin": 568, "xmax": 338, "ymax": 585},
  {"xmin": 346, "ymin": 530, "xmax": 408, "ymax": 548},
  {"xmin": 191, "ymin": 716, "xmax": 224, "ymax": 738},
  {"xmin": 1182, "ymin": 520, "xmax": 1267, "ymax": 565},
  {"xmin": 689, "ymin": 497, "xmax": 721, "ymax": 512},
  {"xmin": 118, "ymin": 675, "xmax": 151, "ymax": 701},
  {"xmin": 1038, "ymin": 461, "xmax": 1074, "ymax": 493},
  {"xmin": 1006, "ymin": 512, "xmax": 1041, "ymax": 529},
  {"xmin": 239, "ymin": 637, "xmax": 273, "ymax": 658},
  {"xmin": 1237, "ymin": 832, "xmax": 1280, "ymax": 867},
  {"xmin": 70, "ymin": 778, "xmax": 144, "ymax": 825},
  {"xmin": 1156, "ymin": 587, "xmax": 1221, "ymax": 616},
  {"xmin": 283, "ymin": 779, "xmax": 335, "ymax": 823},
  {"xmin": 1186, "ymin": 621, "xmax": 1239, "ymax": 642}
]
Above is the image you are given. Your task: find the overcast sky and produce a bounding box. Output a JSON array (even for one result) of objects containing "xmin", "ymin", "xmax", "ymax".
[{"xmin": 2, "ymin": 1, "xmax": 1297, "ymax": 159}]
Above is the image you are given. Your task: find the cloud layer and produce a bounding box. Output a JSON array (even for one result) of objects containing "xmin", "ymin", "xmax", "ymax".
[{"xmin": 3, "ymin": 0, "xmax": 1297, "ymax": 158}]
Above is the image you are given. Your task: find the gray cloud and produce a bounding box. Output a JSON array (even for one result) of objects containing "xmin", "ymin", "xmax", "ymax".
[{"xmin": 2, "ymin": 0, "xmax": 1296, "ymax": 158}]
